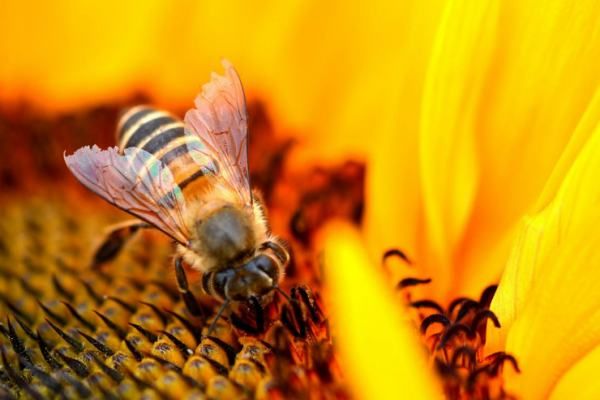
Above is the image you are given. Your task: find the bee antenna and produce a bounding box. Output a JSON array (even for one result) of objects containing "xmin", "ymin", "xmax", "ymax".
[
  {"xmin": 205, "ymin": 300, "xmax": 230, "ymax": 338},
  {"xmin": 275, "ymin": 286, "xmax": 292, "ymax": 303}
]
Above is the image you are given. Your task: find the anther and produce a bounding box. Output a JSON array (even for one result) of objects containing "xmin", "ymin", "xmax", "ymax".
[
  {"xmin": 397, "ymin": 277, "xmax": 432, "ymax": 290},
  {"xmin": 437, "ymin": 324, "xmax": 474, "ymax": 350},
  {"xmin": 454, "ymin": 299, "xmax": 481, "ymax": 323},
  {"xmin": 410, "ymin": 300, "xmax": 445, "ymax": 315},
  {"xmin": 382, "ymin": 248, "xmax": 412, "ymax": 265},
  {"xmin": 479, "ymin": 284, "xmax": 498, "ymax": 309},
  {"xmin": 451, "ymin": 346, "xmax": 477, "ymax": 369},
  {"xmin": 420, "ymin": 314, "xmax": 451, "ymax": 334}
]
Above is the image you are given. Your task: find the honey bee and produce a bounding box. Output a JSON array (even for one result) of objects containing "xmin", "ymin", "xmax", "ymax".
[{"xmin": 64, "ymin": 60, "xmax": 289, "ymax": 317}]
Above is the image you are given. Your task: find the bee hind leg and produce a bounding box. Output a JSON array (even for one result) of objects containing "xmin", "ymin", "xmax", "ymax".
[{"xmin": 91, "ymin": 220, "xmax": 151, "ymax": 269}]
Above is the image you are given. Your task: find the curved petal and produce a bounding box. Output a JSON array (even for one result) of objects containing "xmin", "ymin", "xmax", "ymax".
[
  {"xmin": 490, "ymin": 108, "xmax": 600, "ymax": 349},
  {"xmin": 500, "ymin": 219, "xmax": 600, "ymax": 399},
  {"xmin": 419, "ymin": 0, "xmax": 499, "ymax": 298},
  {"xmin": 456, "ymin": 0, "xmax": 600, "ymax": 298},
  {"xmin": 549, "ymin": 344, "xmax": 600, "ymax": 400},
  {"xmin": 322, "ymin": 222, "xmax": 441, "ymax": 400}
]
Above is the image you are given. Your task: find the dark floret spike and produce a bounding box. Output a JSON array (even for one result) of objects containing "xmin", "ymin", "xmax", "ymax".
[
  {"xmin": 77, "ymin": 329, "xmax": 114, "ymax": 357},
  {"xmin": 57, "ymin": 352, "xmax": 90, "ymax": 378},
  {"xmin": 397, "ymin": 277, "xmax": 432, "ymax": 290},
  {"xmin": 231, "ymin": 312, "xmax": 261, "ymax": 335},
  {"xmin": 486, "ymin": 352, "xmax": 521, "ymax": 375},
  {"xmin": 62, "ymin": 301, "xmax": 96, "ymax": 331},
  {"xmin": 437, "ymin": 324, "xmax": 474, "ymax": 350},
  {"xmin": 250, "ymin": 296, "xmax": 265, "ymax": 333},
  {"xmin": 454, "ymin": 299, "xmax": 481, "ymax": 323},
  {"xmin": 1, "ymin": 350, "xmax": 45, "ymax": 400},
  {"xmin": 124, "ymin": 339, "xmax": 143, "ymax": 361},
  {"xmin": 37, "ymin": 300, "xmax": 68, "ymax": 326},
  {"xmin": 6, "ymin": 317, "xmax": 33, "ymax": 365},
  {"xmin": 466, "ymin": 366, "xmax": 491, "ymax": 392},
  {"xmin": 451, "ymin": 345, "xmax": 477, "ymax": 370},
  {"xmin": 280, "ymin": 305, "xmax": 301, "ymax": 338},
  {"xmin": 296, "ymin": 286, "xmax": 323, "ymax": 324},
  {"xmin": 90, "ymin": 353, "xmax": 124, "ymax": 383},
  {"xmin": 20, "ymin": 356, "xmax": 63, "ymax": 394},
  {"xmin": 159, "ymin": 330, "xmax": 193, "ymax": 358},
  {"xmin": 79, "ymin": 279, "xmax": 103, "ymax": 305},
  {"xmin": 36, "ymin": 330, "xmax": 63, "ymax": 370},
  {"xmin": 434, "ymin": 358, "xmax": 457, "ymax": 378},
  {"xmin": 139, "ymin": 302, "xmax": 168, "ymax": 326},
  {"xmin": 447, "ymin": 297, "xmax": 471, "ymax": 317},
  {"xmin": 19, "ymin": 276, "xmax": 43, "ymax": 297},
  {"xmin": 420, "ymin": 314, "xmax": 451, "ymax": 334},
  {"xmin": 51, "ymin": 274, "xmax": 74, "ymax": 301},
  {"xmin": 382, "ymin": 248, "xmax": 412, "ymax": 265},
  {"xmin": 479, "ymin": 284, "xmax": 498, "ymax": 309},
  {"xmin": 45, "ymin": 318, "xmax": 84, "ymax": 353},
  {"xmin": 13, "ymin": 316, "xmax": 37, "ymax": 340},
  {"xmin": 164, "ymin": 309, "xmax": 202, "ymax": 342},
  {"xmin": 199, "ymin": 355, "xmax": 229, "ymax": 376},
  {"xmin": 129, "ymin": 323, "xmax": 159, "ymax": 342},
  {"xmin": 93, "ymin": 311, "xmax": 126, "ymax": 339},
  {"xmin": 410, "ymin": 300, "xmax": 445, "ymax": 315},
  {"xmin": 56, "ymin": 370, "xmax": 93, "ymax": 398},
  {"xmin": 2, "ymin": 298, "xmax": 34, "ymax": 325},
  {"xmin": 205, "ymin": 336, "xmax": 237, "ymax": 367},
  {"xmin": 107, "ymin": 296, "xmax": 137, "ymax": 313},
  {"xmin": 470, "ymin": 309, "xmax": 501, "ymax": 342}
]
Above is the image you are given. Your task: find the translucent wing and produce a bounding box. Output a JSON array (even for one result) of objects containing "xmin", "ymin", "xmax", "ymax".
[
  {"xmin": 64, "ymin": 145, "xmax": 190, "ymax": 245},
  {"xmin": 184, "ymin": 59, "xmax": 252, "ymax": 205}
]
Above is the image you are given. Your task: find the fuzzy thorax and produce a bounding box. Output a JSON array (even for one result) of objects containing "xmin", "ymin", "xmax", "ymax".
[{"xmin": 177, "ymin": 188, "xmax": 269, "ymax": 272}]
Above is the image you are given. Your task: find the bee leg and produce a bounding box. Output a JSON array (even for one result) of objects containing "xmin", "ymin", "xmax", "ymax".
[
  {"xmin": 91, "ymin": 220, "xmax": 151, "ymax": 268},
  {"xmin": 260, "ymin": 240, "xmax": 290, "ymax": 265},
  {"xmin": 206, "ymin": 300, "xmax": 230, "ymax": 338},
  {"xmin": 174, "ymin": 257, "xmax": 204, "ymax": 318},
  {"xmin": 249, "ymin": 296, "xmax": 265, "ymax": 333}
]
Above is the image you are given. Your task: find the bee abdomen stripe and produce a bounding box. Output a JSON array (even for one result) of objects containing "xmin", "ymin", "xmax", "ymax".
[
  {"xmin": 118, "ymin": 107, "xmax": 155, "ymax": 140},
  {"xmin": 159, "ymin": 140, "xmax": 203, "ymax": 167},
  {"xmin": 178, "ymin": 167, "xmax": 208, "ymax": 190},
  {"xmin": 141, "ymin": 126, "xmax": 186, "ymax": 154},
  {"xmin": 125, "ymin": 116, "xmax": 178, "ymax": 149}
]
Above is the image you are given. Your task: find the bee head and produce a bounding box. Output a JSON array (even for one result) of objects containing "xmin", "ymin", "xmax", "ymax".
[{"xmin": 215, "ymin": 254, "xmax": 280, "ymax": 301}]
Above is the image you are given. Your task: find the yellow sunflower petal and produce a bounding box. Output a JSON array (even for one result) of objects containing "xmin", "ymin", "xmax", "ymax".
[
  {"xmin": 457, "ymin": 0, "xmax": 600, "ymax": 298},
  {"xmin": 549, "ymin": 344, "xmax": 600, "ymax": 400},
  {"xmin": 490, "ymin": 104, "xmax": 600, "ymax": 349},
  {"xmin": 322, "ymin": 222, "xmax": 441, "ymax": 400},
  {"xmin": 420, "ymin": 0, "xmax": 499, "ymax": 298},
  {"xmin": 501, "ymin": 218, "xmax": 600, "ymax": 399}
]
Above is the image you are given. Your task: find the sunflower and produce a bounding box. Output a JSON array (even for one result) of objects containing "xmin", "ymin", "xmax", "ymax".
[
  {"xmin": 323, "ymin": 1, "xmax": 600, "ymax": 399},
  {"xmin": 2, "ymin": 0, "xmax": 600, "ymax": 399}
]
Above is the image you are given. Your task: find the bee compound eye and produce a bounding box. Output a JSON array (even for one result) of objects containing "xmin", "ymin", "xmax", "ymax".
[{"xmin": 254, "ymin": 254, "xmax": 279, "ymax": 282}]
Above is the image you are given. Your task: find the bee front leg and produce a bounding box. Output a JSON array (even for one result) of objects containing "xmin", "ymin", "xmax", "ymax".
[
  {"xmin": 92, "ymin": 220, "xmax": 151, "ymax": 268},
  {"xmin": 174, "ymin": 257, "xmax": 204, "ymax": 318},
  {"xmin": 260, "ymin": 240, "xmax": 290, "ymax": 265}
]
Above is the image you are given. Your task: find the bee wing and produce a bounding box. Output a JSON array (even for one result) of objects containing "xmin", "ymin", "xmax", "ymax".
[
  {"xmin": 64, "ymin": 145, "xmax": 190, "ymax": 245},
  {"xmin": 184, "ymin": 59, "xmax": 252, "ymax": 205}
]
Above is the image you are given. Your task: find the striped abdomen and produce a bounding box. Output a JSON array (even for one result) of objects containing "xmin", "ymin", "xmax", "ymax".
[{"xmin": 117, "ymin": 106, "xmax": 214, "ymax": 193}]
